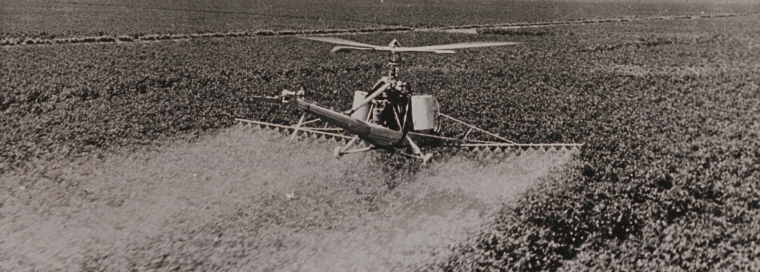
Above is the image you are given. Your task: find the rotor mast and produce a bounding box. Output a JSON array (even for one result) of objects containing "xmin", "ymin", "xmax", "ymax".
[{"xmin": 387, "ymin": 39, "xmax": 402, "ymax": 81}]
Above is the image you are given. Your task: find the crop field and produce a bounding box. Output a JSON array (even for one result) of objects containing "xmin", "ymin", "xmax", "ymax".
[
  {"xmin": 2, "ymin": 0, "xmax": 760, "ymax": 271},
  {"xmin": 3, "ymin": 0, "xmax": 756, "ymax": 40}
]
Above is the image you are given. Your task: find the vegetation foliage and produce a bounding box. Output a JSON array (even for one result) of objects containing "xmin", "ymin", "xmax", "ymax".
[
  {"xmin": 2, "ymin": 1, "xmax": 759, "ymax": 270},
  {"xmin": 437, "ymin": 18, "xmax": 760, "ymax": 271}
]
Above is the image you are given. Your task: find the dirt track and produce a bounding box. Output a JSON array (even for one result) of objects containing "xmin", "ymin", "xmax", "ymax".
[{"xmin": 1, "ymin": 126, "xmax": 576, "ymax": 271}]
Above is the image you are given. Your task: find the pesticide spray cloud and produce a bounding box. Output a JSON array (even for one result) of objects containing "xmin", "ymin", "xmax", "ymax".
[
  {"xmin": 1, "ymin": 125, "xmax": 577, "ymax": 271},
  {"xmin": 236, "ymin": 125, "xmax": 579, "ymax": 271}
]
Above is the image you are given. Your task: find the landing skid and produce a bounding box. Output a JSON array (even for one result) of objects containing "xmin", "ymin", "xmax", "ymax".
[
  {"xmin": 332, "ymin": 135, "xmax": 432, "ymax": 164},
  {"xmin": 333, "ymin": 135, "xmax": 374, "ymax": 158}
]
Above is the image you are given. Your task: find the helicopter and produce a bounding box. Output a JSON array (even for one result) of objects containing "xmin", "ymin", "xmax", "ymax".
[{"xmin": 236, "ymin": 37, "xmax": 582, "ymax": 164}]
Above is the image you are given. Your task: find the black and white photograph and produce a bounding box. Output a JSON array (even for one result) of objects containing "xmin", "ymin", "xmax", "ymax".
[{"xmin": 1, "ymin": 0, "xmax": 758, "ymax": 271}]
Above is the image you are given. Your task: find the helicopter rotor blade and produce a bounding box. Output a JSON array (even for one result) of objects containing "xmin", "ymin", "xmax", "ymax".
[
  {"xmin": 391, "ymin": 48, "xmax": 456, "ymax": 54},
  {"xmin": 407, "ymin": 41, "xmax": 521, "ymax": 51},
  {"xmin": 301, "ymin": 37, "xmax": 381, "ymax": 50},
  {"xmin": 330, "ymin": 46, "xmax": 375, "ymax": 52},
  {"xmin": 303, "ymin": 37, "xmax": 519, "ymax": 54},
  {"xmin": 333, "ymin": 46, "xmax": 455, "ymax": 54}
]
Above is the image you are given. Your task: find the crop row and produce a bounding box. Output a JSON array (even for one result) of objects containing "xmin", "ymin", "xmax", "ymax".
[
  {"xmin": 6, "ymin": 11, "xmax": 753, "ymax": 48},
  {"xmin": 0, "ymin": 0, "xmax": 388, "ymax": 40},
  {"xmin": 2, "ymin": 16, "xmax": 759, "ymax": 271},
  {"xmin": 3, "ymin": 0, "xmax": 756, "ymax": 39},
  {"xmin": 0, "ymin": 26, "xmax": 414, "ymax": 47},
  {"xmin": 468, "ymin": 12, "xmax": 753, "ymax": 33}
]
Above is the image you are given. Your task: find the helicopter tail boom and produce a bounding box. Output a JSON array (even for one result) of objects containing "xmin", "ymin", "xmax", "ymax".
[{"xmin": 294, "ymin": 99, "xmax": 404, "ymax": 147}]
